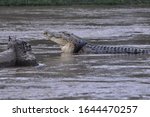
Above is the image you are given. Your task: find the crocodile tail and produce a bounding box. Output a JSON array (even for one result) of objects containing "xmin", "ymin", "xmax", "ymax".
[
  {"xmin": 109, "ymin": 46, "xmax": 150, "ymax": 54},
  {"xmin": 106, "ymin": 46, "xmax": 149, "ymax": 54},
  {"xmin": 87, "ymin": 45, "xmax": 149, "ymax": 54}
]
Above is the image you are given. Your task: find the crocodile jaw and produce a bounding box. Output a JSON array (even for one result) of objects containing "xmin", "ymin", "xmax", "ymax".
[
  {"xmin": 61, "ymin": 43, "xmax": 75, "ymax": 53},
  {"xmin": 44, "ymin": 32, "xmax": 75, "ymax": 53},
  {"xmin": 44, "ymin": 31, "xmax": 69, "ymax": 46},
  {"xmin": 44, "ymin": 31, "xmax": 87, "ymax": 54},
  {"xmin": 50, "ymin": 37, "xmax": 68, "ymax": 46},
  {"xmin": 50, "ymin": 37, "xmax": 75, "ymax": 53}
]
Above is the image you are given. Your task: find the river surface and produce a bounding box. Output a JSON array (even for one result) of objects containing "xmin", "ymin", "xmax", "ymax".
[{"xmin": 0, "ymin": 6, "xmax": 150, "ymax": 99}]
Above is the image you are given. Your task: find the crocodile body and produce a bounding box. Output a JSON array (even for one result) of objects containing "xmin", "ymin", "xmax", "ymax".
[
  {"xmin": 44, "ymin": 31, "xmax": 150, "ymax": 54},
  {"xmin": 0, "ymin": 37, "xmax": 38, "ymax": 67},
  {"xmin": 80, "ymin": 44, "xmax": 149, "ymax": 54}
]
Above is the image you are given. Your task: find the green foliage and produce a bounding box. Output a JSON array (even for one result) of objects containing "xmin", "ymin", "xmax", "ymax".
[{"xmin": 0, "ymin": 0, "xmax": 150, "ymax": 6}]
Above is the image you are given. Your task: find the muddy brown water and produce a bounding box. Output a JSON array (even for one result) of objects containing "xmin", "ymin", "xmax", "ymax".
[{"xmin": 0, "ymin": 6, "xmax": 150, "ymax": 99}]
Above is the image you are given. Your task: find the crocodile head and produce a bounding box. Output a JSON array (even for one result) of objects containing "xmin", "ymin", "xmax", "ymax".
[
  {"xmin": 44, "ymin": 31, "xmax": 87, "ymax": 54},
  {"xmin": 8, "ymin": 37, "xmax": 38, "ymax": 66}
]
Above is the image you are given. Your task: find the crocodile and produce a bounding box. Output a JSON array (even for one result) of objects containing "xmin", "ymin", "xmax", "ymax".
[
  {"xmin": 44, "ymin": 31, "xmax": 150, "ymax": 54},
  {"xmin": 0, "ymin": 36, "xmax": 38, "ymax": 67}
]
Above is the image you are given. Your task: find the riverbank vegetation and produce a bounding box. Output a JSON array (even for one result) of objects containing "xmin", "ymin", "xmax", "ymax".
[{"xmin": 0, "ymin": 0, "xmax": 150, "ymax": 6}]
